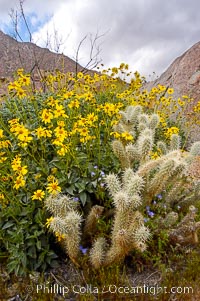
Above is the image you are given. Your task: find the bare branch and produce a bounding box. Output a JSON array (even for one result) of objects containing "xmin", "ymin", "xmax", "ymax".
[
  {"xmin": 19, "ymin": 0, "xmax": 32, "ymax": 42},
  {"xmin": 75, "ymin": 35, "xmax": 88, "ymax": 77}
]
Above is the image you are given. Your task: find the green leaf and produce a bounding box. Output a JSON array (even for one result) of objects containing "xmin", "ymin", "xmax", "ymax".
[
  {"xmin": 2, "ymin": 221, "xmax": 14, "ymax": 230},
  {"xmin": 34, "ymin": 209, "xmax": 44, "ymax": 224},
  {"xmin": 27, "ymin": 246, "xmax": 37, "ymax": 259},
  {"xmin": 75, "ymin": 182, "xmax": 85, "ymax": 192},
  {"xmin": 91, "ymin": 180, "xmax": 97, "ymax": 188},
  {"xmin": 36, "ymin": 240, "xmax": 41, "ymax": 250},
  {"xmin": 79, "ymin": 192, "xmax": 87, "ymax": 206},
  {"xmin": 65, "ymin": 185, "xmax": 75, "ymax": 195},
  {"xmin": 21, "ymin": 253, "xmax": 27, "ymax": 267}
]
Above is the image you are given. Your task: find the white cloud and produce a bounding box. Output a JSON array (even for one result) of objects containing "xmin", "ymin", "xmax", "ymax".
[{"xmin": 1, "ymin": 0, "xmax": 200, "ymax": 77}]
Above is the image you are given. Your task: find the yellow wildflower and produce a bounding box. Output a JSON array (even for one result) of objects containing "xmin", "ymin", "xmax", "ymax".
[
  {"xmin": 57, "ymin": 144, "xmax": 70, "ymax": 156},
  {"xmin": 11, "ymin": 155, "xmax": 21, "ymax": 168},
  {"xmin": 54, "ymin": 126, "xmax": 68, "ymax": 139},
  {"xmin": 165, "ymin": 127, "xmax": 179, "ymax": 139},
  {"xmin": 47, "ymin": 179, "xmax": 61, "ymax": 194},
  {"xmin": 68, "ymin": 99, "xmax": 80, "ymax": 109},
  {"xmin": 34, "ymin": 173, "xmax": 42, "ymax": 180},
  {"xmin": 41, "ymin": 109, "xmax": 54, "ymax": 124},
  {"xmin": 0, "ymin": 129, "xmax": 4, "ymax": 139},
  {"xmin": 110, "ymin": 132, "xmax": 121, "ymax": 139},
  {"xmin": 13, "ymin": 176, "xmax": 26, "ymax": 190},
  {"xmin": 77, "ymin": 72, "xmax": 83, "ymax": 79},
  {"xmin": 167, "ymin": 88, "xmax": 174, "ymax": 95},
  {"xmin": 8, "ymin": 81, "xmax": 20, "ymax": 91},
  {"xmin": 51, "ymin": 168, "xmax": 58, "ymax": 174},
  {"xmin": 121, "ymin": 132, "xmax": 134, "ymax": 141},
  {"xmin": 0, "ymin": 152, "xmax": 7, "ymax": 163},
  {"xmin": 45, "ymin": 217, "xmax": 54, "ymax": 228},
  {"xmin": 78, "ymin": 127, "xmax": 89, "ymax": 137},
  {"xmin": 55, "ymin": 232, "xmax": 66, "ymax": 242},
  {"xmin": 31, "ymin": 190, "xmax": 45, "ymax": 201},
  {"xmin": 86, "ymin": 113, "xmax": 98, "ymax": 125},
  {"xmin": 12, "ymin": 165, "xmax": 28, "ymax": 176},
  {"xmin": 151, "ymin": 152, "xmax": 159, "ymax": 160},
  {"xmin": 19, "ymin": 75, "xmax": 31, "ymax": 86},
  {"xmin": 8, "ymin": 118, "xmax": 20, "ymax": 125},
  {"xmin": 52, "ymin": 138, "xmax": 64, "ymax": 146},
  {"xmin": 16, "ymin": 87, "xmax": 26, "ymax": 99},
  {"xmin": 84, "ymin": 92, "xmax": 95, "ymax": 102},
  {"xmin": 54, "ymin": 104, "xmax": 68, "ymax": 118},
  {"xmin": 47, "ymin": 175, "xmax": 55, "ymax": 182},
  {"xmin": 35, "ymin": 127, "xmax": 52, "ymax": 138},
  {"xmin": 57, "ymin": 120, "xmax": 65, "ymax": 127}
]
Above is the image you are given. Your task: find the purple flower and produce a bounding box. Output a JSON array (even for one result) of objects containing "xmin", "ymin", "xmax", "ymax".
[
  {"xmin": 100, "ymin": 171, "xmax": 105, "ymax": 177},
  {"xmin": 91, "ymin": 172, "xmax": 96, "ymax": 177},
  {"xmin": 146, "ymin": 206, "xmax": 150, "ymax": 211},
  {"xmin": 148, "ymin": 211, "xmax": 155, "ymax": 217},
  {"xmin": 156, "ymin": 194, "xmax": 162, "ymax": 200},
  {"xmin": 100, "ymin": 183, "xmax": 105, "ymax": 187},
  {"xmin": 144, "ymin": 218, "xmax": 149, "ymax": 223},
  {"xmin": 94, "ymin": 165, "xmax": 98, "ymax": 169},
  {"xmin": 153, "ymin": 200, "xmax": 157, "ymax": 205},
  {"xmin": 79, "ymin": 245, "xmax": 88, "ymax": 255},
  {"xmin": 73, "ymin": 197, "xmax": 79, "ymax": 202}
]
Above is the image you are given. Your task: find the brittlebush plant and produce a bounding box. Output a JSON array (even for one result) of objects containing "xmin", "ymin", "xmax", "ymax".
[{"xmin": 0, "ymin": 64, "xmax": 199, "ymax": 274}]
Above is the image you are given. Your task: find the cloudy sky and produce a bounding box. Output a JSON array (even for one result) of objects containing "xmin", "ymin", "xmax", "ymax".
[{"xmin": 0, "ymin": 0, "xmax": 200, "ymax": 79}]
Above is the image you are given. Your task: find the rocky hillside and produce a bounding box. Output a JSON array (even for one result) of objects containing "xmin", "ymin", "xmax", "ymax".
[
  {"xmin": 0, "ymin": 30, "xmax": 87, "ymax": 80},
  {"xmin": 145, "ymin": 41, "xmax": 200, "ymax": 106}
]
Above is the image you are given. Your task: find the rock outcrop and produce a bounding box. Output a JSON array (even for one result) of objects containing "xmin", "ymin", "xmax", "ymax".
[
  {"xmin": 145, "ymin": 42, "xmax": 200, "ymax": 144},
  {"xmin": 145, "ymin": 41, "xmax": 200, "ymax": 106}
]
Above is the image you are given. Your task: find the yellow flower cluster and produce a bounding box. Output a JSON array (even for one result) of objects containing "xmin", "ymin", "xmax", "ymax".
[
  {"xmin": 164, "ymin": 126, "xmax": 179, "ymax": 139},
  {"xmin": 35, "ymin": 127, "xmax": 52, "ymax": 139},
  {"xmin": 101, "ymin": 102, "xmax": 123, "ymax": 117},
  {"xmin": 150, "ymin": 148, "xmax": 162, "ymax": 160},
  {"xmin": 8, "ymin": 68, "xmax": 30, "ymax": 98},
  {"xmin": 0, "ymin": 130, "xmax": 9, "ymax": 164},
  {"xmin": 0, "ymin": 193, "xmax": 9, "ymax": 208},
  {"xmin": 1, "ymin": 63, "xmax": 198, "ymax": 204},
  {"xmin": 9, "ymin": 119, "xmax": 33, "ymax": 147},
  {"xmin": 0, "ymin": 129, "xmax": 11, "ymax": 151},
  {"xmin": 0, "ymin": 151, "xmax": 7, "ymax": 163},
  {"xmin": 110, "ymin": 131, "xmax": 134, "ymax": 141},
  {"xmin": 11, "ymin": 155, "xmax": 27, "ymax": 190},
  {"xmin": 193, "ymin": 101, "xmax": 200, "ymax": 112},
  {"xmin": 55, "ymin": 232, "xmax": 66, "ymax": 242}
]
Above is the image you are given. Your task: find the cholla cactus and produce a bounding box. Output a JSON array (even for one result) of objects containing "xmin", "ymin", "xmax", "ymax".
[
  {"xmin": 90, "ymin": 237, "xmax": 107, "ymax": 269},
  {"xmin": 45, "ymin": 195, "xmax": 82, "ymax": 266},
  {"xmin": 110, "ymin": 105, "xmax": 200, "ymax": 245},
  {"xmin": 83, "ymin": 205, "xmax": 104, "ymax": 239},
  {"xmin": 112, "ymin": 105, "xmax": 200, "ymax": 204},
  {"xmin": 45, "ymin": 169, "xmax": 150, "ymax": 269},
  {"xmin": 102, "ymin": 169, "xmax": 150, "ymax": 266}
]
